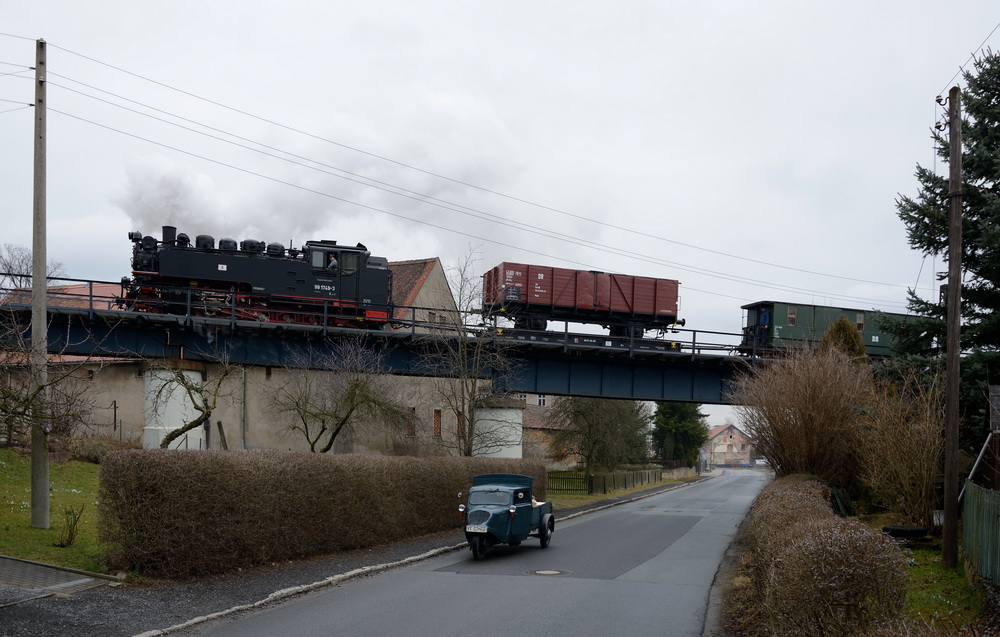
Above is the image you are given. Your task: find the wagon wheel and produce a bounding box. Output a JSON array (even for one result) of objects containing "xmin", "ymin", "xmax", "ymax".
[
  {"xmin": 278, "ymin": 313, "xmax": 295, "ymax": 323},
  {"xmin": 252, "ymin": 311, "xmax": 270, "ymax": 323},
  {"xmin": 470, "ymin": 535, "xmax": 487, "ymax": 561}
]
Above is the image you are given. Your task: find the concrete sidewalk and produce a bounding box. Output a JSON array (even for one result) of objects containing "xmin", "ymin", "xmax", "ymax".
[{"xmin": 0, "ymin": 555, "xmax": 124, "ymax": 609}]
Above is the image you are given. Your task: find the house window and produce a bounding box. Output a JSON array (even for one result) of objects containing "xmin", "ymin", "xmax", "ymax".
[
  {"xmin": 787, "ymin": 306, "xmax": 797, "ymax": 327},
  {"xmin": 428, "ymin": 311, "xmax": 436, "ymax": 324},
  {"xmin": 856, "ymin": 312, "xmax": 865, "ymax": 331},
  {"xmin": 456, "ymin": 412, "xmax": 465, "ymax": 438},
  {"xmin": 433, "ymin": 409, "xmax": 442, "ymax": 437},
  {"xmin": 537, "ymin": 394, "xmax": 546, "ymax": 406},
  {"xmin": 517, "ymin": 393, "xmax": 527, "ymax": 402},
  {"xmin": 407, "ymin": 407, "xmax": 416, "ymax": 436},
  {"xmin": 741, "ymin": 443, "xmax": 747, "ymax": 451},
  {"xmin": 265, "ymin": 367, "xmax": 272, "ymax": 380},
  {"xmin": 87, "ymin": 369, "xmax": 95, "ymax": 381}
]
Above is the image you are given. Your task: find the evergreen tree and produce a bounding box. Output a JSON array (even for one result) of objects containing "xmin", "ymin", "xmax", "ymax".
[
  {"xmin": 820, "ymin": 315, "xmax": 870, "ymax": 363},
  {"xmin": 651, "ymin": 402, "xmax": 709, "ymax": 466},
  {"xmin": 894, "ymin": 52, "xmax": 1000, "ymax": 449}
]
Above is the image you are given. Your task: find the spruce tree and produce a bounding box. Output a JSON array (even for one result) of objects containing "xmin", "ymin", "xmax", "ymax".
[{"xmin": 894, "ymin": 52, "xmax": 1000, "ymax": 449}]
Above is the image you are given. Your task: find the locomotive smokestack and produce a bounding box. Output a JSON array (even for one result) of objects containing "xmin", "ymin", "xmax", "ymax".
[{"xmin": 162, "ymin": 226, "xmax": 177, "ymax": 246}]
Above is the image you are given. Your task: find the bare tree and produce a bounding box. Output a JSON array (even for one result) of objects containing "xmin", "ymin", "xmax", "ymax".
[
  {"xmin": 415, "ymin": 251, "xmax": 520, "ymax": 456},
  {"xmin": 144, "ymin": 353, "xmax": 242, "ymax": 449},
  {"xmin": 267, "ymin": 339, "xmax": 409, "ymax": 453},
  {"xmin": 0, "ymin": 243, "xmax": 66, "ymax": 289},
  {"xmin": 547, "ymin": 397, "xmax": 651, "ymax": 474},
  {"xmin": 856, "ymin": 368, "xmax": 944, "ymax": 529},
  {"xmin": 730, "ymin": 347, "xmax": 876, "ymax": 490},
  {"xmin": 0, "ymin": 312, "xmax": 95, "ymax": 446}
]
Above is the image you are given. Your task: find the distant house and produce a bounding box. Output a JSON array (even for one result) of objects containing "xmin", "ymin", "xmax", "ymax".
[
  {"xmin": 389, "ymin": 258, "xmax": 458, "ymax": 332},
  {"xmin": 703, "ymin": 424, "xmax": 753, "ymax": 468},
  {"xmin": 520, "ymin": 395, "xmax": 578, "ymax": 471}
]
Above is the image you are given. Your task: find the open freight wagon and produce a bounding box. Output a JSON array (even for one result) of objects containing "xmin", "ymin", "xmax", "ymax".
[{"xmin": 482, "ymin": 262, "xmax": 681, "ymax": 336}]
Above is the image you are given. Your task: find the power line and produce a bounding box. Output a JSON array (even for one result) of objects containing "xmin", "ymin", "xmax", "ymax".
[
  {"xmin": 47, "ymin": 43, "xmax": 911, "ymax": 291},
  {"xmin": 46, "ymin": 75, "xmax": 915, "ymax": 306},
  {"xmin": 938, "ymin": 20, "xmax": 1000, "ymax": 95},
  {"xmin": 48, "ymin": 106, "xmax": 909, "ymax": 310}
]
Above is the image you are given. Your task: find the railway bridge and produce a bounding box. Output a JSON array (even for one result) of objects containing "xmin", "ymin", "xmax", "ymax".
[{"xmin": 4, "ymin": 279, "xmax": 742, "ymax": 404}]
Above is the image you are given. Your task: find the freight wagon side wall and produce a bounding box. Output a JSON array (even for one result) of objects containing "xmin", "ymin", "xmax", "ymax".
[{"xmin": 483, "ymin": 262, "xmax": 680, "ymax": 327}]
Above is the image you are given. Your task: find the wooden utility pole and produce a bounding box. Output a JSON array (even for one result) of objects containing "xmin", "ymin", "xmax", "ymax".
[
  {"xmin": 942, "ymin": 85, "xmax": 963, "ymax": 568},
  {"xmin": 31, "ymin": 38, "xmax": 49, "ymax": 529}
]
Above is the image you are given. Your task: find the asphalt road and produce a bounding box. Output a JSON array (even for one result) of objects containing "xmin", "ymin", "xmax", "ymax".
[{"xmin": 182, "ymin": 470, "xmax": 768, "ymax": 637}]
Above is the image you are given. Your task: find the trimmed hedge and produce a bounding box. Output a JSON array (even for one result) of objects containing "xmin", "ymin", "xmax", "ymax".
[
  {"xmin": 737, "ymin": 476, "xmax": 908, "ymax": 636},
  {"xmin": 98, "ymin": 450, "xmax": 546, "ymax": 577}
]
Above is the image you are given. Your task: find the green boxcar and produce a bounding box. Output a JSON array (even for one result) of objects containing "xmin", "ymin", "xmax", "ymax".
[{"xmin": 739, "ymin": 301, "xmax": 908, "ymax": 357}]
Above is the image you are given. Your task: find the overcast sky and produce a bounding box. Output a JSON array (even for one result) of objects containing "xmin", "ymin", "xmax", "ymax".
[{"xmin": 2, "ymin": 2, "xmax": 998, "ymax": 425}]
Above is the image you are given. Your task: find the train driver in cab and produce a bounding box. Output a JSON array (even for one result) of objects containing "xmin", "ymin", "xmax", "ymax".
[
  {"xmin": 327, "ymin": 253, "xmax": 338, "ymax": 270},
  {"xmin": 757, "ymin": 305, "xmax": 770, "ymax": 347}
]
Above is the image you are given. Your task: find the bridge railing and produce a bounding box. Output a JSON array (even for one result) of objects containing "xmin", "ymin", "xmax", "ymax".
[{"xmin": 2, "ymin": 274, "xmax": 746, "ymax": 358}]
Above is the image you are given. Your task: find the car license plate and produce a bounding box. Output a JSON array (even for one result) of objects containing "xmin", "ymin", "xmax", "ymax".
[{"xmin": 466, "ymin": 525, "xmax": 488, "ymax": 533}]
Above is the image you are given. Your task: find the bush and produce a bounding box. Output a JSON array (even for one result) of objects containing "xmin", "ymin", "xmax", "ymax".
[
  {"xmin": 66, "ymin": 437, "xmax": 139, "ymax": 464},
  {"xmin": 729, "ymin": 476, "xmax": 908, "ymax": 636},
  {"xmin": 762, "ymin": 517, "xmax": 907, "ymax": 635},
  {"xmin": 98, "ymin": 450, "xmax": 545, "ymax": 577},
  {"xmin": 730, "ymin": 348, "xmax": 875, "ymax": 490}
]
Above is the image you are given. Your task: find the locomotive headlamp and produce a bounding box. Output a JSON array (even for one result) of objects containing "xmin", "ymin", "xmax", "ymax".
[{"xmin": 128, "ymin": 231, "xmax": 143, "ymax": 242}]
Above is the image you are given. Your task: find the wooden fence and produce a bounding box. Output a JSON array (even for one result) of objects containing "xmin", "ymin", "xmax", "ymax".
[{"xmin": 547, "ymin": 467, "xmax": 677, "ymax": 495}]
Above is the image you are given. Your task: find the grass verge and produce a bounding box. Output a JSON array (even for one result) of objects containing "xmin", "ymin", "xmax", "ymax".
[
  {"xmin": 547, "ymin": 477, "xmax": 690, "ymax": 511},
  {"xmin": 0, "ymin": 448, "xmax": 104, "ymax": 572}
]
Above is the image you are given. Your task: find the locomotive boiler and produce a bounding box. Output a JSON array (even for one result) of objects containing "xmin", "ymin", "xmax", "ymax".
[{"xmin": 120, "ymin": 225, "xmax": 392, "ymax": 328}]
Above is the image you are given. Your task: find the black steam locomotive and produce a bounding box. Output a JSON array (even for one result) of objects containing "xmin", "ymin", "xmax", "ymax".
[{"xmin": 120, "ymin": 225, "xmax": 392, "ymax": 328}]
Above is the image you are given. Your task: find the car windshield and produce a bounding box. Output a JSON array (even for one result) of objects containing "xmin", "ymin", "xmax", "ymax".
[{"xmin": 469, "ymin": 490, "xmax": 511, "ymax": 506}]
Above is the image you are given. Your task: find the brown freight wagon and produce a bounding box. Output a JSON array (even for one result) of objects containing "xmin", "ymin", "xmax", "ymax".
[{"xmin": 482, "ymin": 262, "xmax": 681, "ymax": 336}]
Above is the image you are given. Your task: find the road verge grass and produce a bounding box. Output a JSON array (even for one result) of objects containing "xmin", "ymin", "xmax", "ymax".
[{"xmin": 0, "ymin": 448, "xmax": 104, "ymax": 572}]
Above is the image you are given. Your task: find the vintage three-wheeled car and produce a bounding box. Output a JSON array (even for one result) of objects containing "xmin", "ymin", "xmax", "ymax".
[{"xmin": 459, "ymin": 473, "xmax": 555, "ymax": 560}]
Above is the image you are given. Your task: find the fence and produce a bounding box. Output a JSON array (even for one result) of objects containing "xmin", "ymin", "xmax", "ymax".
[
  {"xmin": 547, "ymin": 468, "xmax": 670, "ymax": 495},
  {"xmin": 963, "ymin": 482, "xmax": 1000, "ymax": 582}
]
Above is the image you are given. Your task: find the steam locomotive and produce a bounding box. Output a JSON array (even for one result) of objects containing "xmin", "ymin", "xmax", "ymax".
[{"xmin": 120, "ymin": 225, "xmax": 393, "ymax": 328}]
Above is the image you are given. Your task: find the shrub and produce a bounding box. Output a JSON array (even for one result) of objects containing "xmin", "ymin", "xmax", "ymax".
[
  {"xmin": 761, "ymin": 517, "xmax": 907, "ymax": 636},
  {"xmin": 65, "ymin": 437, "xmax": 139, "ymax": 464},
  {"xmin": 730, "ymin": 476, "xmax": 908, "ymax": 636},
  {"xmin": 730, "ymin": 348, "xmax": 875, "ymax": 490},
  {"xmin": 98, "ymin": 449, "xmax": 545, "ymax": 578}
]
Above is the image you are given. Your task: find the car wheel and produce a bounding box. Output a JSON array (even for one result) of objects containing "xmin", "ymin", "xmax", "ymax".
[
  {"xmin": 539, "ymin": 515, "xmax": 553, "ymax": 548},
  {"xmin": 471, "ymin": 535, "xmax": 487, "ymax": 560}
]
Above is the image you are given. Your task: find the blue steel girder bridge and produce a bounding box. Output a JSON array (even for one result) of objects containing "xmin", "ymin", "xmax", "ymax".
[{"xmin": 3, "ymin": 279, "xmax": 744, "ymax": 404}]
